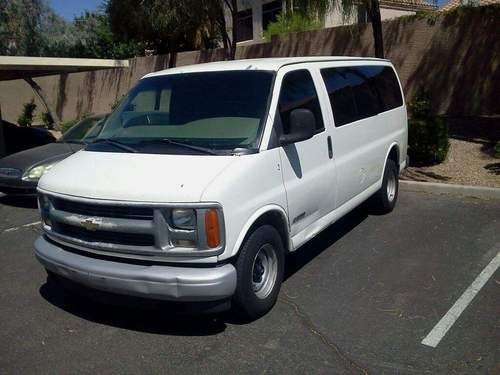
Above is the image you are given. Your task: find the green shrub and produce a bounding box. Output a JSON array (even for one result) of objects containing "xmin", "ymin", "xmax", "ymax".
[
  {"xmin": 263, "ymin": 13, "xmax": 322, "ymax": 41},
  {"xmin": 60, "ymin": 112, "xmax": 93, "ymax": 133},
  {"xmin": 42, "ymin": 112, "xmax": 55, "ymax": 129},
  {"xmin": 408, "ymin": 89, "xmax": 449, "ymax": 165},
  {"xmin": 60, "ymin": 119, "xmax": 78, "ymax": 134},
  {"xmin": 494, "ymin": 141, "xmax": 500, "ymax": 158},
  {"xmin": 17, "ymin": 99, "xmax": 37, "ymax": 127}
]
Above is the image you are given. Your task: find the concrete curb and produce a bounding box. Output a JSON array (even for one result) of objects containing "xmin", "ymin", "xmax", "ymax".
[{"xmin": 400, "ymin": 180, "xmax": 500, "ymax": 200}]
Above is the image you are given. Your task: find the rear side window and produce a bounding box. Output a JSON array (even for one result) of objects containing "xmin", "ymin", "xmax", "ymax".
[
  {"xmin": 371, "ymin": 66, "xmax": 403, "ymax": 110},
  {"xmin": 321, "ymin": 65, "xmax": 403, "ymax": 127},
  {"xmin": 278, "ymin": 70, "xmax": 324, "ymax": 134}
]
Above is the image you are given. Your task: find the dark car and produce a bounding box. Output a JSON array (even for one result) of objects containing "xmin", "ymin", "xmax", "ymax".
[
  {"xmin": 3, "ymin": 121, "xmax": 56, "ymax": 155},
  {"xmin": 0, "ymin": 114, "xmax": 107, "ymax": 195}
]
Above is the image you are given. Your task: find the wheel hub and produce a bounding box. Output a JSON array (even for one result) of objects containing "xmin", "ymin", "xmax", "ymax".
[{"xmin": 251, "ymin": 244, "xmax": 278, "ymax": 299}]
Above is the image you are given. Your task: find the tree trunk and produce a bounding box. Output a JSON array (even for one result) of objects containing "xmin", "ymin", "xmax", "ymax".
[
  {"xmin": 229, "ymin": 0, "xmax": 238, "ymax": 60},
  {"xmin": 0, "ymin": 103, "xmax": 6, "ymax": 157},
  {"xmin": 368, "ymin": 0, "xmax": 384, "ymax": 59},
  {"xmin": 23, "ymin": 77, "xmax": 61, "ymax": 131},
  {"xmin": 168, "ymin": 40, "xmax": 178, "ymax": 68}
]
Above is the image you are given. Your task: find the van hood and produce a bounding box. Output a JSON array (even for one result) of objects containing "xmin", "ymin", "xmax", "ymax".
[{"xmin": 38, "ymin": 150, "xmax": 238, "ymax": 203}]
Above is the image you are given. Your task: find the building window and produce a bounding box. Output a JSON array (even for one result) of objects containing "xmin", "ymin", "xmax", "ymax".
[
  {"xmin": 262, "ymin": 0, "xmax": 283, "ymax": 31},
  {"xmin": 236, "ymin": 9, "xmax": 253, "ymax": 42}
]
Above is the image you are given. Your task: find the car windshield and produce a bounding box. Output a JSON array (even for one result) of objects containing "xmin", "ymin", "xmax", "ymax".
[
  {"xmin": 89, "ymin": 70, "xmax": 275, "ymax": 155},
  {"xmin": 60, "ymin": 116, "xmax": 106, "ymax": 144}
]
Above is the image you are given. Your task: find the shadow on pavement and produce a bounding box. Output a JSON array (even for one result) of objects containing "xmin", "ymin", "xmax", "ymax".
[
  {"xmin": 285, "ymin": 203, "xmax": 369, "ymax": 280},
  {"xmin": 39, "ymin": 279, "xmax": 227, "ymax": 336},
  {"xmin": 0, "ymin": 194, "xmax": 38, "ymax": 209}
]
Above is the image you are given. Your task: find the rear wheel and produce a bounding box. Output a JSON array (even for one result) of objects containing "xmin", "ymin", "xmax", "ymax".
[
  {"xmin": 371, "ymin": 159, "xmax": 399, "ymax": 214},
  {"xmin": 232, "ymin": 225, "xmax": 284, "ymax": 321}
]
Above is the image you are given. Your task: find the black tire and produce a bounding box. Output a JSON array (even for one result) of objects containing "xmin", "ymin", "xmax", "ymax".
[
  {"xmin": 232, "ymin": 225, "xmax": 285, "ymax": 321},
  {"xmin": 370, "ymin": 159, "xmax": 399, "ymax": 214}
]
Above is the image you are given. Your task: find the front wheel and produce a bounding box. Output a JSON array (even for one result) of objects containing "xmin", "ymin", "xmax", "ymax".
[
  {"xmin": 370, "ymin": 159, "xmax": 399, "ymax": 214},
  {"xmin": 232, "ymin": 225, "xmax": 285, "ymax": 321}
]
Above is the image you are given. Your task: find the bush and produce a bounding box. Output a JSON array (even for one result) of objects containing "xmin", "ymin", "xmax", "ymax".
[
  {"xmin": 263, "ymin": 13, "xmax": 322, "ymax": 41},
  {"xmin": 17, "ymin": 99, "xmax": 37, "ymax": 127},
  {"xmin": 408, "ymin": 89, "xmax": 449, "ymax": 165},
  {"xmin": 60, "ymin": 112, "xmax": 93, "ymax": 133},
  {"xmin": 494, "ymin": 141, "xmax": 500, "ymax": 158},
  {"xmin": 42, "ymin": 112, "xmax": 55, "ymax": 129},
  {"xmin": 60, "ymin": 119, "xmax": 78, "ymax": 134}
]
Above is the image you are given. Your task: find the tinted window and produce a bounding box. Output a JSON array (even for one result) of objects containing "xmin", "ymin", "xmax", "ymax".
[
  {"xmin": 278, "ymin": 70, "xmax": 324, "ymax": 134},
  {"xmin": 321, "ymin": 65, "xmax": 403, "ymax": 127},
  {"xmin": 321, "ymin": 67, "xmax": 380, "ymax": 126},
  {"xmin": 371, "ymin": 66, "xmax": 403, "ymax": 110}
]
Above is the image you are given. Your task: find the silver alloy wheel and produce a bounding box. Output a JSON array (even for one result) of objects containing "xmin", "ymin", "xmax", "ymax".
[
  {"xmin": 251, "ymin": 244, "xmax": 278, "ymax": 299},
  {"xmin": 387, "ymin": 172, "xmax": 397, "ymax": 202}
]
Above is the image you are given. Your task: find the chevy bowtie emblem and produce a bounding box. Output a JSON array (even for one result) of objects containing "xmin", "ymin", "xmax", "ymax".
[{"xmin": 81, "ymin": 218, "xmax": 101, "ymax": 231}]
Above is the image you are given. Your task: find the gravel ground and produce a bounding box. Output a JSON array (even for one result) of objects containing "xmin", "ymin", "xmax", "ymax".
[{"xmin": 402, "ymin": 138, "xmax": 500, "ymax": 188}]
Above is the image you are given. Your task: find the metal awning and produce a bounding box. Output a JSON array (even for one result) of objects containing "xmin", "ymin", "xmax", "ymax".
[
  {"xmin": 0, "ymin": 56, "xmax": 130, "ymax": 156},
  {"xmin": 0, "ymin": 56, "xmax": 129, "ymax": 81}
]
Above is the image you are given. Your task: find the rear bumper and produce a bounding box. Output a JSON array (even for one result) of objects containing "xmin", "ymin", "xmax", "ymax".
[{"xmin": 34, "ymin": 236, "xmax": 237, "ymax": 302}]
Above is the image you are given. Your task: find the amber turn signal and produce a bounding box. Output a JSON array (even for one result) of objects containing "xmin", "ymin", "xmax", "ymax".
[{"xmin": 205, "ymin": 209, "xmax": 220, "ymax": 248}]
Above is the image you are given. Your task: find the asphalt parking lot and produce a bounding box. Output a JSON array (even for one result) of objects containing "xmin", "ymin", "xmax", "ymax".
[{"xmin": 0, "ymin": 189, "xmax": 498, "ymax": 374}]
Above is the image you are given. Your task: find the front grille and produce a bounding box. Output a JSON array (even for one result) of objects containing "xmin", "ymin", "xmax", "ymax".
[
  {"xmin": 51, "ymin": 197, "xmax": 154, "ymax": 220},
  {"xmin": 55, "ymin": 222, "xmax": 155, "ymax": 247},
  {"xmin": 0, "ymin": 168, "xmax": 22, "ymax": 178}
]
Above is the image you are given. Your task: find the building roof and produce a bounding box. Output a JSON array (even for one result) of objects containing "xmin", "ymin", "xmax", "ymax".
[
  {"xmin": 381, "ymin": 0, "xmax": 437, "ymax": 11},
  {"xmin": 441, "ymin": 0, "xmax": 499, "ymax": 11},
  {"xmin": 0, "ymin": 56, "xmax": 129, "ymax": 81},
  {"xmin": 144, "ymin": 56, "xmax": 390, "ymax": 78}
]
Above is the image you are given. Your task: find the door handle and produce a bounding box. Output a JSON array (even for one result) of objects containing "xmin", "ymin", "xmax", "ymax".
[{"xmin": 327, "ymin": 136, "xmax": 333, "ymax": 159}]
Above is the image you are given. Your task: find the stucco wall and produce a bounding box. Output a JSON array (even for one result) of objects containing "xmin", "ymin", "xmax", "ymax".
[
  {"xmin": 0, "ymin": 6, "xmax": 498, "ymax": 124},
  {"xmin": 380, "ymin": 8, "xmax": 416, "ymax": 20}
]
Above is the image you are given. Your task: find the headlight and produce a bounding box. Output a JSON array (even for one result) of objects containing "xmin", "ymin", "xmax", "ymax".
[
  {"xmin": 23, "ymin": 163, "xmax": 55, "ymax": 181},
  {"xmin": 171, "ymin": 208, "xmax": 196, "ymax": 229}
]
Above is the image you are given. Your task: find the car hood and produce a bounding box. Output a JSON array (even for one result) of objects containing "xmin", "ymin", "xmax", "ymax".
[
  {"xmin": 38, "ymin": 150, "xmax": 239, "ymax": 203},
  {"xmin": 0, "ymin": 142, "xmax": 82, "ymax": 172}
]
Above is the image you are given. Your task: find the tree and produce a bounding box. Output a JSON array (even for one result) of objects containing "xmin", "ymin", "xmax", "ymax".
[
  {"xmin": 107, "ymin": 0, "xmax": 211, "ymax": 66},
  {"xmin": 284, "ymin": 0, "xmax": 385, "ymax": 58},
  {"xmin": 0, "ymin": 0, "xmax": 46, "ymax": 56}
]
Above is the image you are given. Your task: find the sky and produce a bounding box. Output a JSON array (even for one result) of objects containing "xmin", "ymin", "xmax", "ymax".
[
  {"xmin": 48, "ymin": 0, "xmax": 103, "ymax": 20},
  {"xmin": 48, "ymin": 0, "xmax": 448, "ymax": 21}
]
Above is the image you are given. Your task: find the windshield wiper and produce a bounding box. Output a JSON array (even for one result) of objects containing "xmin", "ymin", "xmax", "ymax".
[
  {"xmin": 91, "ymin": 138, "xmax": 138, "ymax": 153},
  {"xmin": 58, "ymin": 140, "xmax": 84, "ymax": 144},
  {"xmin": 141, "ymin": 138, "xmax": 217, "ymax": 155}
]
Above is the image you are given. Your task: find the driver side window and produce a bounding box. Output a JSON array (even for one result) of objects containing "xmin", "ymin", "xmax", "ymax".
[{"xmin": 277, "ymin": 70, "xmax": 324, "ymax": 134}]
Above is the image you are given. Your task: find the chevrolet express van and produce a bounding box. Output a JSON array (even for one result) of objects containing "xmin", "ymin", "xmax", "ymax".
[{"xmin": 35, "ymin": 57, "xmax": 408, "ymax": 319}]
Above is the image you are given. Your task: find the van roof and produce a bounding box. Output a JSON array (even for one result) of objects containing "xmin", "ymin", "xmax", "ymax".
[{"xmin": 143, "ymin": 56, "xmax": 390, "ymax": 79}]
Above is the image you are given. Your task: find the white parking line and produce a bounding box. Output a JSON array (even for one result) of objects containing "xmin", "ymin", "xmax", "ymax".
[
  {"xmin": 421, "ymin": 248, "xmax": 500, "ymax": 348},
  {"xmin": 2, "ymin": 221, "xmax": 41, "ymax": 233}
]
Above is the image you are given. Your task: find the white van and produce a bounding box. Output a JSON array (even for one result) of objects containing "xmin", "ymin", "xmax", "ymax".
[{"xmin": 35, "ymin": 57, "xmax": 407, "ymax": 319}]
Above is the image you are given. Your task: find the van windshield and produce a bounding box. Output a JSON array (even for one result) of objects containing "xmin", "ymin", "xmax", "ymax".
[{"xmin": 90, "ymin": 70, "xmax": 275, "ymax": 155}]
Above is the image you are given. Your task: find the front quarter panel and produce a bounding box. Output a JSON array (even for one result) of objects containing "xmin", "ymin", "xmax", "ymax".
[{"xmin": 200, "ymin": 149, "xmax": 288, "ymax": 261}]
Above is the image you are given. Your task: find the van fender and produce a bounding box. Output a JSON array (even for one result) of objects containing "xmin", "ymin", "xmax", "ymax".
[
  {"xmin": 230, "ymin": 204, "xmax": 290, "ymax": 258},
  {"xmin": 381, "ymin": 142, "xmax": 400, "ymax": 181}
]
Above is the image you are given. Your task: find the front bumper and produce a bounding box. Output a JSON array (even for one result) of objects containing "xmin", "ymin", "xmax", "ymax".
[
  {"xmin": 0, "ymin": 177, "xmax": 37, "ymax": 195},
  {"xmin": 35, "ymin": 236, "xmax": 237, "ymax": 302}
]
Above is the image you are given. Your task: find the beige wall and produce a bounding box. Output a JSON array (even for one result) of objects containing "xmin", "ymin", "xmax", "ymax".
[
  {"xmin": 380, "ymin": 8, "xmax": 416, "ymax": 20},
  {"xmin": 0, "ymin": 6, "xmax": 498, "ymax": 124}
]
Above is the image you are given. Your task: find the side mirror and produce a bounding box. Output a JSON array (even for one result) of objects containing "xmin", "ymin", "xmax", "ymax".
[{"xmin": 279, "ymin": 108, "xmax": 316, "ymax": 145}]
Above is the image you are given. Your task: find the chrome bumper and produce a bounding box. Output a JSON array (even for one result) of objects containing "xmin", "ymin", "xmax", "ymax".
[{"xmin": 35, "ymin": 236, "xmax": 237, "ymax": 302}]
